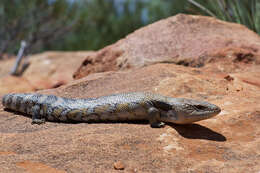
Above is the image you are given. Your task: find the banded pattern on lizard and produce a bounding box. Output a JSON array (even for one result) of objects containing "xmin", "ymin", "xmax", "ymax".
[{"xmin": 2, "ymin": 92, "xmax": 221, "ymax": 128}]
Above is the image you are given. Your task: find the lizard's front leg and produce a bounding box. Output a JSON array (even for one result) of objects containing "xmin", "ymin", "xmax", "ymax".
[{"xmin": 148, "ymin": 107, "xmax": 165, "ymax": 128}]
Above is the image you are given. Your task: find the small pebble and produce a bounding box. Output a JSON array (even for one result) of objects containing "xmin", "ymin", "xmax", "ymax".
[
  {"xmin": 224, "ymin": 75, "xmax": 234, "ymax": 81},
  {"xmin": 114, "ymin": 161, "xmax": 125, "ymax": 170}
]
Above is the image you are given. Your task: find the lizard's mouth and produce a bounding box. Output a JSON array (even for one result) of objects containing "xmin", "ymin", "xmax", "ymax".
[{"xmin": 197, "ymin": 104, "xmax": 221, "ymax": 116}]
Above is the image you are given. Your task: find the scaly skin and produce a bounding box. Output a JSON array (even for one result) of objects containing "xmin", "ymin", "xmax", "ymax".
[{"xmin": 2, "ymin": 92, "xmax": 221, "ymax": 128}]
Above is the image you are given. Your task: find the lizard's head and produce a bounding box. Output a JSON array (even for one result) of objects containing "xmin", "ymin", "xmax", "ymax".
[{"xmin": 160, "ymin": 98, "xmax": 221, "ymax": 124}]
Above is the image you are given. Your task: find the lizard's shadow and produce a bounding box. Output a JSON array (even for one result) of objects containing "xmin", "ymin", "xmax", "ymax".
[{"xmin": 167, "ymin": 123, "xmax": 226, "ymax": 142}]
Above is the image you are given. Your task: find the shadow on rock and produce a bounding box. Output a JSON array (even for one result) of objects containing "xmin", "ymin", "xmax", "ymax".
[{"xmin": 167, "ymin": 123, "xmax": 226, "ymax": 142}]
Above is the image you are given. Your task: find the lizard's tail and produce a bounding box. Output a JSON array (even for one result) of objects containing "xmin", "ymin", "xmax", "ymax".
[
  {"xmin": 2, "ymin": 93, "xmax": 35, "ymax": 113},
  {"xmin": 2, "ymin": 93, "xmax": 15, "ymax": 109},
  {"xmin": 2, "ymin": 93, "xmax": 26, "ymax": 111}
]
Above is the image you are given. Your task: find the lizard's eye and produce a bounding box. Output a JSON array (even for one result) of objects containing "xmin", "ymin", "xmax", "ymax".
[{"xmin": 194, "ymin": 105, "xmax": 207, "ymax": 110}]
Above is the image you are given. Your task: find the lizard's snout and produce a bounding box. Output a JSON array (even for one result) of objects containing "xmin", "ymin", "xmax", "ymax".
[
  {"xmin": 207, "ymin": 103, "xmax": 221, "ymax": 116},
  {"xmin": 215, "ymin": 105, "xmax": 221, "ymax": 114}
]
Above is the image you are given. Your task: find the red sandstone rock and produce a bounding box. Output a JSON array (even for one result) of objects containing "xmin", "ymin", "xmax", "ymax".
[
  {"xmin": 0, "ymin": 51, "xmax": 94, "ymax": 94},
  {"xmin": 0, "ymin": 76, "xmax": 35, "ymax": 94},
  {"xmin": 73, "ymin": 14, "xmax": 260, "ymax": 79},
  {"xmin": 23, "ymin": 51, "xmax": 95, "ymax": 90},
  {"xmin": 0, "ymin": 61, "xmax": 259, "ymax": 172}
]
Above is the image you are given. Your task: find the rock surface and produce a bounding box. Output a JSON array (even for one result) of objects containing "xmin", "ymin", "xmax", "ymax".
[
  {"xmin": 0, "ymin": 61, "xmax": 259, "ymax": 173},
  {"xmin": 0, "ymin": 14, "xmax": 260, "ymax": 172},
  {"xmin": 73, "ymin": 14, "xmax": 260, "ymax": 79},
  {"xmin": 0, "ymin": 51, "xmax": 94, "ymax": 94},
  {"xmin": 0, "ymin": 76, "xmax": 35, "ymax": 94}
]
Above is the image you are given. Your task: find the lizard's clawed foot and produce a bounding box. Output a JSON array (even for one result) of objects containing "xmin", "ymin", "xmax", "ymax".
[
  {"xmin": 151, "ymin": 122, "xmax": 165, "ymax": 128},
  {"xmin": 31, "ymin": 119, "xmax": 46, "ymax": 125}
]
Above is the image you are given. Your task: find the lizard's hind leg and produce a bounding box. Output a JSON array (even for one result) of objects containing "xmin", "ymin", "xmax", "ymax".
[
  {"xmin": 148, "ymin": 107, "xmax": 165, "ymax": 128},
  {"xmin": 31, "ymin": 105, "xmax": 45, "ymax": 125}
]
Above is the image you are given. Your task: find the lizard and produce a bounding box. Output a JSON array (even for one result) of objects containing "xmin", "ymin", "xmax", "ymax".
[{"xmin": 1, "ymin": 92, "xmax": 221, "ymax": 128}]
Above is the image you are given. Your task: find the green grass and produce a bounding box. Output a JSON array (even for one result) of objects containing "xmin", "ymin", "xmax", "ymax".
[{"xmin": 187, "ymin": 0, "xmax": 260, "ymax": 34}]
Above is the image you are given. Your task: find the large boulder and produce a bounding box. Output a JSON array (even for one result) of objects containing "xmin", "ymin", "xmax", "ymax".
[{"xmin": 73, "ymin": 14, "xmax": 260, "ymax": 79}]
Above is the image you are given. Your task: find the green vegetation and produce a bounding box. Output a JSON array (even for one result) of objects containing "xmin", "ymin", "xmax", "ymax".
[
  {"xmin": 0, "ymin": 0, "xmax": 259, "ymax": 58},
  {"xmin": 187, "ymin": 0, "xmax": 260, "ymax": 34},
  {"xmin": 0, "ymin": 0, "xmax": 79, "ymax": 57},
  {"xmin": 48, "ymin": 0, "xmax": 188, "ymax": 51}
]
